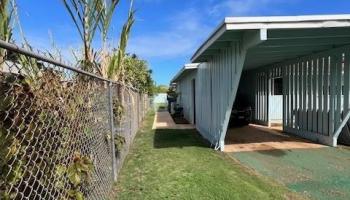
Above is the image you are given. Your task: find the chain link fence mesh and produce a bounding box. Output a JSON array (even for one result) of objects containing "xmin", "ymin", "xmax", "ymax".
[
  {"xmin": 0, "ymin": 42, "xmax": 149, "ymax": 199},
  {"xmin": 112, "ymin": 84, "xmax": 149, "ymax": 180}
]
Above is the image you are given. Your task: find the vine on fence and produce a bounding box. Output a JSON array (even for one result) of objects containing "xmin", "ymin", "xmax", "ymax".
[
  {"xmin": 0, "ymin": 46, "xmax": 149, "ymax": 199},
  {"xmin": 0, "ymin": 67, "xmax": 103, "ymax": 199},
  {"xmin": 55, "ymin": 152, "xmax": 93, "ymax": 200},
  {"xmin": 112, "ymin": 94, "xmax": 127, "ymax": 155}
]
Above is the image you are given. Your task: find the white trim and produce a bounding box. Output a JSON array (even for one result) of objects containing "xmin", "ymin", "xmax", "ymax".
[
  {"xmin": 224, "ymin": 14, "xmax": 350, "ymax": 24},
  {"xmin": 191, "ymin": 25, "xmax": 227, "ymax": 63},
  {"xmin": 191, "ymin": 14, "xmax": 350, "ymax": 62},
  {"xmin": 184, "ymin": 63, "xmax": 200, "ymax": 69},
  {"xmin": 226, "ymin": 21, "xmax": 350, "ymax": 30},
  {"xmin": 170, "ymin": 63, "xmax": 199, "ymax": 83}
]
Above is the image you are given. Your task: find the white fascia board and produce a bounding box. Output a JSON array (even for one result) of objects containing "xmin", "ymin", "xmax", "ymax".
[
  {"xmin": 184, "ymin": 63, "xmax": 200, "ymax": 69},
  {"xmin": 224, "ymin": 14, "xmax": 350, "ymax": 24},
  {"xmin": 170, "ymin": 63, "xmax": 199, "ymax": 84},
  {"xmin": 226, "ymin": 21, "xmax": 350, "ymax": 30},
  {"xmin": 191, "ymin": 24, "xmax": 227, "ymax": 62},
  {"xmin": 170, "ymin": 67, "xmax": 186, "ymax": 84},
  {"xmin": 191, "ymin": 14, "xmax": 350, "ymax": 62}
]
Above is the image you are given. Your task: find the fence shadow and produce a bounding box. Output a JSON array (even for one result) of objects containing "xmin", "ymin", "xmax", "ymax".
[{"xmin": 153, "ymin": 129, "xmax": 208, "ymax": 149}]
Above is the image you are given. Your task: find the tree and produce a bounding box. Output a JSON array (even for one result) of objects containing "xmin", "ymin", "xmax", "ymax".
[
  {"xmin": 62, "ymin": 0, "xmax": 115, "ymax": 73},
  {"xmin": 62, "ymin": 0, "xmax": 137, "ymax": 85},
  {"xmin": 123, "ymin": 54, "xmax": 154, "ymax": 95},
  {"xmin": 107, "ymin": 1, "xmax": 135, "ymax": 81},
  {"xmin": 61, "ymin": 0, "xmax": 154, "ymax": 97},
  {"xmin": 153, "ymin": 85, "xmax": 168, "ymax": 94}
]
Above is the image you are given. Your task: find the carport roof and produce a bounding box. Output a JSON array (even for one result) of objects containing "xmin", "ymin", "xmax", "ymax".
[
  {"xmin": 171, "ymin": 63, "xmax": 199, "ymax": 83},
  {"xmin": 191, "ymin": 14, "xmax": 350, "ymax": 70}
]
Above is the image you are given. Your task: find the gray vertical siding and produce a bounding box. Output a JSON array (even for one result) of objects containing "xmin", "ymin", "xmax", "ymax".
[
  {"xmin": 245, "ymin": 45, "xmax": 350, "ymax": 146},
  {"xmin": 281, "ymin": 46, "xmax": 349, "ymax": 145},
  {"xmin": 175, "ymin": 37, "xmax": 350, "ymax": 148},
  {"xmin": 177, "ymin": 70, "xmax": 197, "ymax": 124},
  {"xmin": 244, "ymin": 66, "xmax": 283, "ymax": 125},
  {"xmin": 167, "ymin": 15, "xmax": 350, "ymax": 149},
  {"xmin": 196, "ymin": 62, "xmax": 213, "ymax": 141},
  {"xmin": 195, "ymin": 42, "xmax": 246, "ymax": 148}
]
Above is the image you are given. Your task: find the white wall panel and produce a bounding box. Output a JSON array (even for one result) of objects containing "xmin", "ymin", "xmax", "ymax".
[
  {"xmin": 177, "ymin": 71, "xmax": 197, "ymax": 124},
  {"xmin": 194, "ymin": 43, "xmax": 246, "ymax": 149},
  {"xmin": 246, "ymin": 45, "xmax": 350, "ymax": 146}
]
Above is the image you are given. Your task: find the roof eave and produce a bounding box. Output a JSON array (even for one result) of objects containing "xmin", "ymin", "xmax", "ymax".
[
  {"xmin": 191, "ymin": 14, "xmax": 350, "ymax": 63},
  {"xmin": 170, "ymin": 63, "xmax": 199, "ymax": 84}
]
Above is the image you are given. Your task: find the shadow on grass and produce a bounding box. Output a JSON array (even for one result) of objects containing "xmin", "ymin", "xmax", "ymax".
[{"xmin": 153, "ymin": 129, "xmax": 209, "ymax": 149}]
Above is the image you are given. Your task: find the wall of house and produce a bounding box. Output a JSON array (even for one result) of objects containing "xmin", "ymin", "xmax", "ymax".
[
  {"xmin": 241, "ymin": 66, "xmax": 283, "ymax": 126},
  {"xmin": 177, "ymin": 70, "xmax": 197, "ymax": 124},
  {"xmin": 195, "ymin": 42, "xmax": 246, "ymax": 149},
  {"xmin": 195, "ymin": 62, "xmax": 212, "ymax": 142},
  {"xmin": 176, "ymin": 32, "xmax": 350, "ymax": 148},
  {"xmin": 280, "ymin": 46, "xmax": 350, "ymax": 146},
  {"xmin": 173, "ymin": 30, "xmax": 269, "ymax": 150}
]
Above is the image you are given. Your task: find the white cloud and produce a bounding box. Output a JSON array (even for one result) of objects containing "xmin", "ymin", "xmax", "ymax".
[
  {"xmin": 128, "ymin": 0, "xmax": 290, "ymax": 60},
  {"xmin": 128, "ymin": 8, "xmax": 212, "ymax": 59}
]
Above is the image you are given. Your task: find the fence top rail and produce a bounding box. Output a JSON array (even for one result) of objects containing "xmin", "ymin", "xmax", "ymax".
[
  {"xmin": 0, "ymin": 39, "xmax": 114, "ymax": 83},
  {"xmin": 0, "ymin": 39, "xmax": 143, "ymax": 92}
]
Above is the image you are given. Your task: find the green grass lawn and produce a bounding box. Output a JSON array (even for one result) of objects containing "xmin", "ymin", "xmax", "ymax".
[{"xmin": 115, "ymin": 111, "xmax": 305, "ymax": 200}]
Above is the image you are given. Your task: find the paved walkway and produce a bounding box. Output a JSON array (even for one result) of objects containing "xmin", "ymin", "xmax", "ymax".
[{"xmin": 152, "ymin": 111, "xmax": 194, "ymax": 129}]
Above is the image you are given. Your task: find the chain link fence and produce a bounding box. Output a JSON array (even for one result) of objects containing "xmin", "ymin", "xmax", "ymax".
[
  {"xmin": 0, "ymin": 40, "xmax": 149, "ymax": 200},
  {"xmin": 110, "ymin": 83, "xmax": 150, "ymax": 180}
]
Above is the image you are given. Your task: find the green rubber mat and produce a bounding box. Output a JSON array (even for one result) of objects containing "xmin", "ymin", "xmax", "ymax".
[{"xmin": 230, "ymin": 147, "xmax": 350, "ymax": 200}]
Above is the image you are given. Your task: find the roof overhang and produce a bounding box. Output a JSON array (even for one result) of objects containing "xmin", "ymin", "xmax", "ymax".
[
  {"xmin": 191, "ymin": 14, "xmax": 350, "ymax": 69},
  {"xmin": 171, "ymin": 63, "xmax": 199, "ymax": 83}
]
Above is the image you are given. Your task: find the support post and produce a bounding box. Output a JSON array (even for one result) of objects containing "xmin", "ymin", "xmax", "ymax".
[
  {"xmin": 219, "ymin": 29, "xmax": 267, "ymax": 151},
  {"xmin": 108, "ymin": 82, "xmax": 117, "ymax": 181},
  {"xmin": 333, "ymin": 110, "xmax": 350, "ymax": 146}
]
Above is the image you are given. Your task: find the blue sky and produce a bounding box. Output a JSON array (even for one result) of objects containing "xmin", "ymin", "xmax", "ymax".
[{"xmin": 14, "ymin": 0, "xmax": 350, "ymax": 85}]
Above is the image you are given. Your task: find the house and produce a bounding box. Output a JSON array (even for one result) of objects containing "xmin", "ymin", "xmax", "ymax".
[{"xmin": 171, "ymin": 14, "xmax": 350, "ymax": 151}]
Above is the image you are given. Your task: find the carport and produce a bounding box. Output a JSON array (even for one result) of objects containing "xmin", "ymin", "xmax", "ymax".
[
  {"xmin": 235, "ymin": 25, "xmax": 350, "ymax": 147},
  {"xmin": 172, "ymin": 14, "xmax": 350, "ymax": 151}
]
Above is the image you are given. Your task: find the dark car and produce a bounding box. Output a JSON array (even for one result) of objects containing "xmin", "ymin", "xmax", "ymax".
[{"xmin": 229, "ymin": 96, "xmax": 252, "ymax": 127}]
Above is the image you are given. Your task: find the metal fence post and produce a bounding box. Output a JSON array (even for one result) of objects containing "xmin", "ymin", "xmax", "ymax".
[
  {"xmin": 137, "ymin": 94, "xmax": 140, "ymax": 127},
  {"xmin": 108, "ymin": 82, "xmax": 117, "ymax": 181}
]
